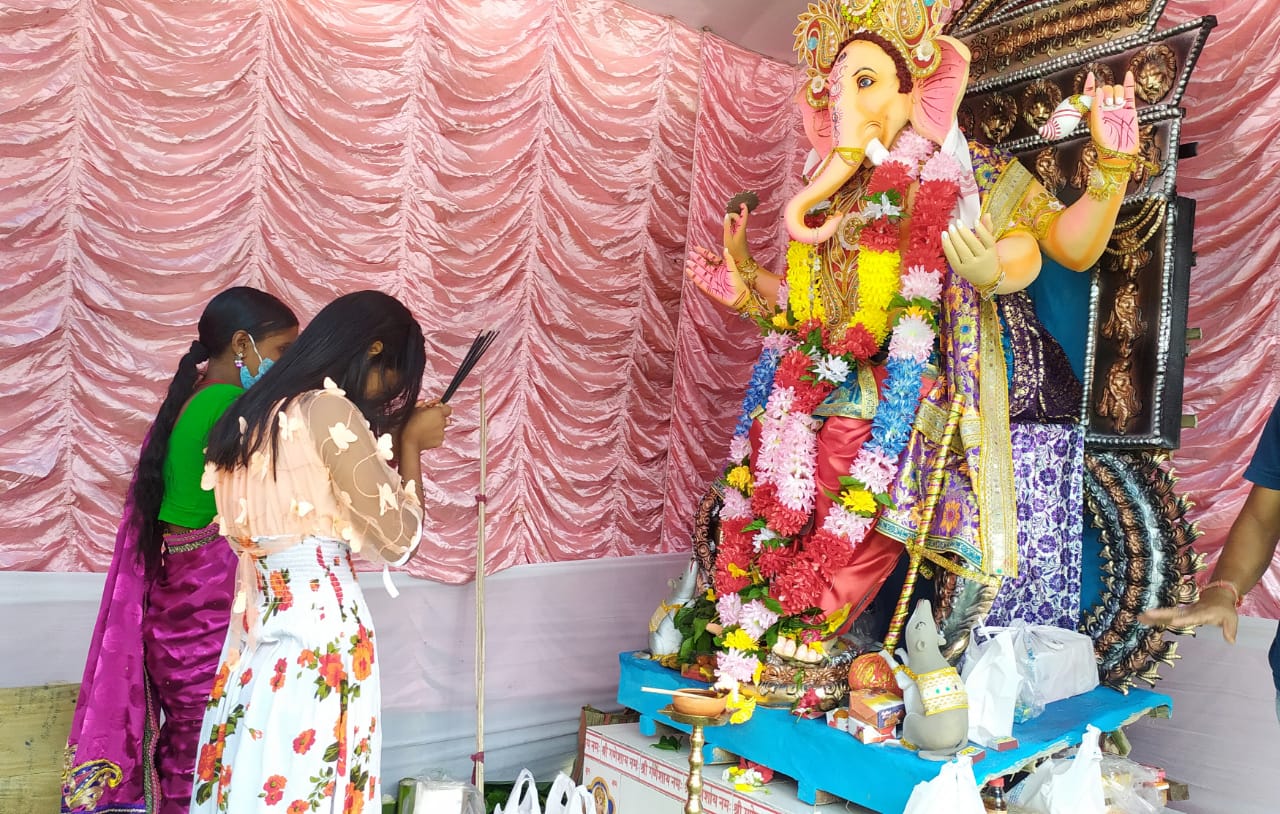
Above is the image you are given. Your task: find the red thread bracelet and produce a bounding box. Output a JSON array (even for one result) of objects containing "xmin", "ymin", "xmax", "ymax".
[{"xmin": 1203, "ymin": 579, "xmax": 1243, "ymax": 608}]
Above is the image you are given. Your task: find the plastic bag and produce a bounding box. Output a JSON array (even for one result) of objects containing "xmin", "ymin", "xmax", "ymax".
[
  {"xmin": 960, "ymin": 628, "xmax": 1020, "ymax": 746},
  {"xmin": 902, "ymin": 756, "xmax": 986, "ymax": 814},
  {"xmin": 397, "ymin": 770, "xmax": 485, "ymax": 814},
  {"xmin": 980, "ymin": 621, "xmax": 1098, "ymax": 718},
  {"xmin": 1007, "ymin": 725, "xmax": 1106, "ymax": 814},
  {"xmin": 1017, "ymin": 623, "xmax": 1099, "ymax": 705},
  {"xmin": 543, "ymin": 772, "xmax": 596, "ymax": 814},
  {"xmin": 1100, "ymin": 754, "xmax": 1164, "ymax": 814},
  {"xmin": 971, "ymin": 622, "xmax": 1045, "ymax": 722},
  {"xmin": 494, "ymin": 768, "xmax": 542, "ymax": 814}
]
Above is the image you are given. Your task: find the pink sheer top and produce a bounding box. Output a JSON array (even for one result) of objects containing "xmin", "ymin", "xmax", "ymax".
[
  {"xmin": 207, "ymin": 385, "xmax": 422, "ymax": 563},
  {"xmin": 204, "ymin": 384, "xmax": 422, "ymax": 660}
]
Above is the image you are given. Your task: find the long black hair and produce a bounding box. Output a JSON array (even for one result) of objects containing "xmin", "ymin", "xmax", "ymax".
[
  {"xmin": 206, "ymin": 290, "xmax": 426, "ymax": 473},
  {"xmin": 131, "ymin": 287, "xmax": 298, "ymax": 577}
]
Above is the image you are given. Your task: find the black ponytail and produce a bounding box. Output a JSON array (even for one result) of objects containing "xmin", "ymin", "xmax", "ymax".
[{"xmin": 130, "ymin": 288, "xmax": 297, "ymax": 578}]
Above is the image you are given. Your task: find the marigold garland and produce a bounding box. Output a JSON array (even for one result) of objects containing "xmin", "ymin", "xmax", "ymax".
[{"xmin": 711, "ymin": 128, "xmax": 967, "ymax": 707}]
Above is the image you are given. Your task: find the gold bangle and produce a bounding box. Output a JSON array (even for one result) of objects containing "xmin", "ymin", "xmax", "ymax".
[
  {"xmin": 975, "ymin": 268, "xmax": 1005, "ymax": 301},
  {"xmin": 730, "ymin": 289, "xmax": 751, "ymax": 313},
  {"xmin": 737, "ymin": 256, "xmax": 763, "ymax": 292},
  {"xmin": 1093, "ymin": 143, "xmax": 1139, "ymax": 165},
  {"xmin": 1085, "ymin": 161, "xmax": 1132, "ymax": 202}
]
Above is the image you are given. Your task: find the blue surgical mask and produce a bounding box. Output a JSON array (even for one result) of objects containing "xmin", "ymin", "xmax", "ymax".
[{"xmin": 239, "ymin": 336, "xmax": 274, "ymax": 389}]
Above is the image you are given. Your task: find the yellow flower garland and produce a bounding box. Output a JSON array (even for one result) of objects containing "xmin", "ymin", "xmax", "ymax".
[
  {"xmin": 850, "ymin": 248, "xmax": 900, "ymax": 343},
  {"xmin": 786, "ymin": 241, "xmax": 824, "ymax": 322},
  {"xmin": 722, "ymin": 629, "xmax": 758, "ymax": 651},
  {"xmin": 785, "ymin": 241, "xmax": 901, "ymax": 343},
  {"xmin": 841, "ymin": 488, "xmax": 877, "ymax": 516},
  {"xmin": 726, "ymin": 465, "xmax": 753, "ymax": 493}
]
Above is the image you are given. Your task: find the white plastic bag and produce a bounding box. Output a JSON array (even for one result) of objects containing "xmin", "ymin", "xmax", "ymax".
[
  {"xmin": 542, "ymin": 773, "xmax": 577, "ymax": 814},
  {"xmin": 961, "ymin": 628, "xmax": 1020, "ymax": 746},
  {"xmin": 397, "ymin": 771, "xmax": 485, "ymax": 814},
  {"xmin": 1019, "ymin": 623, "xmax": 1099, "ymax": 705},
  {"xmin": 982, "ymin": 621, "xmax": 1098, "ymax": 714},
  {"xmin": 494, "ymin": 768, "xmax": 542, "ymax": 814},
  {"xmin": 1007, "ymin": 725, "xmax": 1106, "ymax": 814},
  {"xmin": 564, "ymin": 786, "xmax": 595, "ymax": 814},
  {"xmin": 543, "ymin": 772, "xmax": 596, "ymax": 814},
  {"xmin": 902, "ymin": 756, "xmax": 986, "ymax": 814}
]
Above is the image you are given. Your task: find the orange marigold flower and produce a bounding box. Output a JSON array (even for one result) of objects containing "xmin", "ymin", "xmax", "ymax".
[
  {"xmin": 268, "ymin": 570, "xmax": 288, "ymax": 594},
  {"xmin": 297, "ymin": 649, "xmax": 318, "ymax": 668}
]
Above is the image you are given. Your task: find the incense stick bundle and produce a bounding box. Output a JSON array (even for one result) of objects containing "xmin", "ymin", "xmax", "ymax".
[{"xmin": 441, "ymin": 330, "xmax": 497, "ymax": 403}]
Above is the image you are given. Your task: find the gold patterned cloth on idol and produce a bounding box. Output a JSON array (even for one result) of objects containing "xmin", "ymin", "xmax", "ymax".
[{"xmin": 904, "ymin": 665, "xmax": 969, "ymax": 716}]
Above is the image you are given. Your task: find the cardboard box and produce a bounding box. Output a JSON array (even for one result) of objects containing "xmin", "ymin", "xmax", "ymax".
[
  {"xmin": 572, "ymin": 705, "xmax": 640, "ymax": 782},
  {"xmin": 957, "ymin": 744, "xmax": 987, "ymax": 764},
  {"xmin": 848, "ymin": 691, "xmax": 906, "ymax": 730},
  {"xmin": 990, "ymin": 735, "xmax": 1019, "ymax": 752},
  {"xmin": 851, "ymin": 721, "xmax": 894, "ymax": 745}
]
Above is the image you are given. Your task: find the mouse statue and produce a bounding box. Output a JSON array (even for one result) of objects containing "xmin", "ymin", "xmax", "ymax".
[
  {"xmin": 892, "ymin": 599, "xmax": 969, "ymax": 760},
  {"xmin": 648, "ymin": 558, "xmax": 699, "ymax": 657}
]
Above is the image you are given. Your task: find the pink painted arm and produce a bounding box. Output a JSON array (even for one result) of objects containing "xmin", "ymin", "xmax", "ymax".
[{"xmin": 1040, "ymin": 71, "xmax": 1140, "ymax": 271}]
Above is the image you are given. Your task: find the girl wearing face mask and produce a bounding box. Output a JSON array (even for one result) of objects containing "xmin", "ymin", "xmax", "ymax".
[{"xmin": 64, "ymin": 287, "xmax": 299, "ymax": 814}]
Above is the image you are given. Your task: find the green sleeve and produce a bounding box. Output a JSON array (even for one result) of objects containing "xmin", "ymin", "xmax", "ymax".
[{"xmin": 157, "ymin": 384, "xmax": 243, "ymax": 529}]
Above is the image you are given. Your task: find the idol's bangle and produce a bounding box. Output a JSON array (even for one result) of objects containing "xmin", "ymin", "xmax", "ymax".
[
  {"xmin": 975, "ymin": 267, "xmax": 1005, "ymax": 301},
  {"xmin": 1085, "ymin": 161, "xmax": 1132, "ymax": 202},
  {"xmin": 730, "ymin": 289, "xmax": 751, "ymax": 313},
  {"xmin": 1093, "ymin": 143, "xmax": 1139, "ymax": 166},
  {"xmin": 1203, "ymin": 579, "xmax": 1243, "ymax": 609},
  {"xmin": 737, "ymin": 256, "xmax": 763, "ymax": 291}
]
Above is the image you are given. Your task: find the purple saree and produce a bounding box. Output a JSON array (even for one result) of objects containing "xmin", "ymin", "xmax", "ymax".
[{"xmin": 63, "ymin": 505, "xmax": 236, "ymax": 814}]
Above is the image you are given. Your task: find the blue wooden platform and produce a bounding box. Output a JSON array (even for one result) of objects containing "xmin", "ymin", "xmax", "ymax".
[{"xmin": 617, "ymin": 651, "xmax": 1172, "ymax": 813}]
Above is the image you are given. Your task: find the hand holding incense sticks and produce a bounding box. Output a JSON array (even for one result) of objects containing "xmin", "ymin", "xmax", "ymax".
[{"xmin": 441, "ymin": 331, "xmax": 497, "ymax": 404}]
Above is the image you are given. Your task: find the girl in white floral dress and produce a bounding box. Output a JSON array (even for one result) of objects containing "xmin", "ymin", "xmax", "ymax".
[{"xmin": 192, "ymin": 291, "xmax": 451, "ymax": 814}]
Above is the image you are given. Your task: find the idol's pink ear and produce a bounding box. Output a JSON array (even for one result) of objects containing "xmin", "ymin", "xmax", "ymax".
[
  {"xmin": 796, "ymin": 87, "xmax": 833, "ymax": 157},
  {"xmin": 909, "ymin": 36, "xmax": 971, "ymax": 145}
]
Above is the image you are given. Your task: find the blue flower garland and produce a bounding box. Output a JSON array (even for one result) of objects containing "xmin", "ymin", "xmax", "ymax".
[
  {"xmin": 867, "ymin": 356, "xmax": 927, "ymax": 456},
  {"xmin": 733, "ymin": 348, "xmax": 782, "ymax": 439}
]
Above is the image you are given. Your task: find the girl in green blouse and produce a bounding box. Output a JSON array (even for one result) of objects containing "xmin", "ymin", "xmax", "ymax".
[{"xmin": 65, "ymin": 287, "xmax": 298, "ymax": 814}]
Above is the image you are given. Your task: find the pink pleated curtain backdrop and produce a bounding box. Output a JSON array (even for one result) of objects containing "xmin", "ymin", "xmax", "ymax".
[
  {"xmin": 1, "ymin": 0, "xmax": 1277, "ymax": 615},
  {"xmin": 0, "ymin": 0, "xmax": 802, "ymax": 581}
]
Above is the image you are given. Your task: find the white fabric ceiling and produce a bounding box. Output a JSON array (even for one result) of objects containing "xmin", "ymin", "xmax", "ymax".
[{"xmin": 622, "ymin": 0, "xmax": 801, "ymax": 63}]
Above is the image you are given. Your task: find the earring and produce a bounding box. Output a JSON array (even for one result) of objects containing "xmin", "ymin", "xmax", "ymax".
[{"xmin": 235, "ymin": 351, "xmax": 244, "ymax": 369}]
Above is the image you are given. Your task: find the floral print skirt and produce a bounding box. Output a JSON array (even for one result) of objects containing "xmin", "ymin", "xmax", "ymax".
[{"xmin": 191, "ymin": 537, "xmax": 381, "ymax": 813}]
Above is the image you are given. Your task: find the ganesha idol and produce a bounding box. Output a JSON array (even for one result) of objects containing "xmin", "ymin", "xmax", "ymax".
[{"xmin": 683, "ymin": 0, "xmax": 1143, "ymax": 698}]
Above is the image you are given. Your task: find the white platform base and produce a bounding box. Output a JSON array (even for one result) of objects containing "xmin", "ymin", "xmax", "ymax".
[{"xmin": 581, "ymin": 722, "xmax": 854, "ymax": 814}]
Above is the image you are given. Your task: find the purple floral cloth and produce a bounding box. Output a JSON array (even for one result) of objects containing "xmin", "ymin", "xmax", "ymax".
[{"xmin": 985, "ymin": 423, "xmax": 1084, "ymax": 628}]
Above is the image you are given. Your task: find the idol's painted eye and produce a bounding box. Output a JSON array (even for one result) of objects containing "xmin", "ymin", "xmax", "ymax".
[{"xmin": 857, "ymin": 75, "xmax": 873, "ymax": 89}]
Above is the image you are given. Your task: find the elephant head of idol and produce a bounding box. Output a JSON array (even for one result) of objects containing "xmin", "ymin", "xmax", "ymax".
[{"xmin": 787, "ymin": 0, "xmax": 971, "ymax": 244}]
